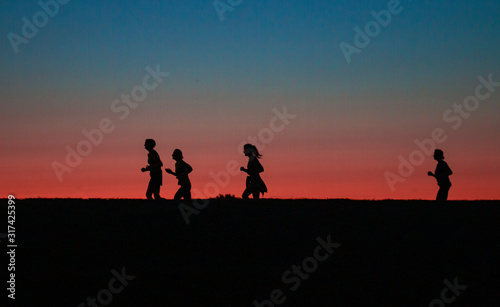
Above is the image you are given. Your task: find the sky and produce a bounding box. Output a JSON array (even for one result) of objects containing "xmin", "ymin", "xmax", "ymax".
[{"xmin": 1, "ymin": 0, "xmax": 499, "ymax": 200}]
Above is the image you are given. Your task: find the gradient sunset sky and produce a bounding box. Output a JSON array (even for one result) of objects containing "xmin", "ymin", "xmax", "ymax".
[{"xmin": 1, "ymin": 0, "xmax": 499, "ymax": 199}]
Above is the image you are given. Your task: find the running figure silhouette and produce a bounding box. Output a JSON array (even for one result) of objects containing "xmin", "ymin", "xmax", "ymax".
[
  {"xmin": 240, "ymin": 144, "xmax": 267, "ymax": 199},
  {"xmin": 141, "ymin": 139, "xmax": 164, "ymax": 200},
  {"xmin": 166, "ymin": 149, "xmax": 193, "ymax": 201},
  {"xmin": 428, "ymin": 149, "xmax": 453, "ymax": 201}
]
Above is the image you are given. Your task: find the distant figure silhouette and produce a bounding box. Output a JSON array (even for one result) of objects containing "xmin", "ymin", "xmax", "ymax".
[
  {"xmin": 141, "ymin": 139, "xmax": 164, "ymax": 200},
  {"xmin": 428, "ymin": 149, "xmax": 453, "ymax": 201},
  {"xmin": 240, "ymin": 144, "xmax": 267, "ymax": 199},
  {"xmin": 166, "ymin": 149, "xmax": 193, "ymax": 201}
]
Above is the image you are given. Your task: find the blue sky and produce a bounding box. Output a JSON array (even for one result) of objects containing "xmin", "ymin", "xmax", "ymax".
[{"xmin": 3, "ymin": 0, "xmax": 500, "ymax": 97}]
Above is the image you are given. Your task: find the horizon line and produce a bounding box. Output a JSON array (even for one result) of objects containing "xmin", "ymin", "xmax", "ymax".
[{"xmin": 4, "ymin": 197, "xmax": 500, "ymax": 201}]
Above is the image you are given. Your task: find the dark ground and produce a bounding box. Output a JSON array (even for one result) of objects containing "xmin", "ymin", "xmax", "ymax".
[{"xmin": 2, "ymin": 198, "xmax": 500, "ymax": 306}]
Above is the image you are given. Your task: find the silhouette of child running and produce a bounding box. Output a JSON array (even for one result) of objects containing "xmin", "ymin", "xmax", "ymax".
[
  {"xmin": 141, "ymin": 139, "xmax": 164, "ymax": 200},
  {"xmin": 165, "ymin": 149, "xmax": 193, "ymax": 200},
  {"xmin": 240, "ymin": 144, "xmax": 267, "ymax": 199},
  {"xmin": 428, "ymin": 149, "xmax": 453, "ymax": 201}
]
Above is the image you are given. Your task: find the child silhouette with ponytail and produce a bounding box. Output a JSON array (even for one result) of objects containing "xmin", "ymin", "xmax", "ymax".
[{"xmin": 240, "ymin": 144, "xmax": 267, "ymax": 199}]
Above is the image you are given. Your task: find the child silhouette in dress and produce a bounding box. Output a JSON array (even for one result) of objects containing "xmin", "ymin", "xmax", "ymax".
[{"xmin": 240, "ymin": 144, "xmax": 267, "ymax": 199}]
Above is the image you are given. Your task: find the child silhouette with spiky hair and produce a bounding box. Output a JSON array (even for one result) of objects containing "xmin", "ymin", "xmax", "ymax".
[
  {"xmin": 166, "ymin": 149, "xmax": 193, "ymax": 200},
  {"xmin": 141, "ymin": 139, "xmax": 164, "ymax": 200},
  {"xmin": 428, "ymin": 149, "xmax": 453, "ymax": 201}
]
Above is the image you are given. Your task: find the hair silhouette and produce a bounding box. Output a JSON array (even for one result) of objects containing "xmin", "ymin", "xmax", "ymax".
[
  {"xmin": 240, "ymin": 144, "xmax": 267, "ymax": 199},
  {"xmin": 145, "ymin": 139, "xmax": 156, "ymax": 148},
  {"xmin": 166, "ymin": 149, "xmax": 193, "ymax": 201},
  {"xmin": 141, "ymin": 139, "xmax": 164, "ymax": 200},
  {"xmin": 427, "ymin": 149, "xmax": 453, "ymax": 201}
]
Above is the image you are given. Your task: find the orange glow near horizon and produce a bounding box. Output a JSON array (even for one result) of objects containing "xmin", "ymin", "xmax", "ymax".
[
  {"xmin": 3, "ymin": 96, "xmax": 500, "ymax": 200},
  {"xmin": 3, "ymin": 73, "xmax": 500, "ymax": 201},
  {"xmin": 3, "ymin": 133, "xmax": 500, "ymax": 200}
]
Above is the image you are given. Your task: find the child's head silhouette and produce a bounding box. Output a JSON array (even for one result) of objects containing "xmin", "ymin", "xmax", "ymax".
[
  {"xmin": 243, "ymin": 144, "xmax": 262, "ymax": 159},
  {"xmin": 433, "ymin": 149, "xmax": 444, "ymax": 161},
  {"xmin": 172, "ymin": 149, "xmax": 183, "ymax": 160},
  {"xmin": 145, "ymin": 139, "xmax": 156, "ymax": 149}
]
